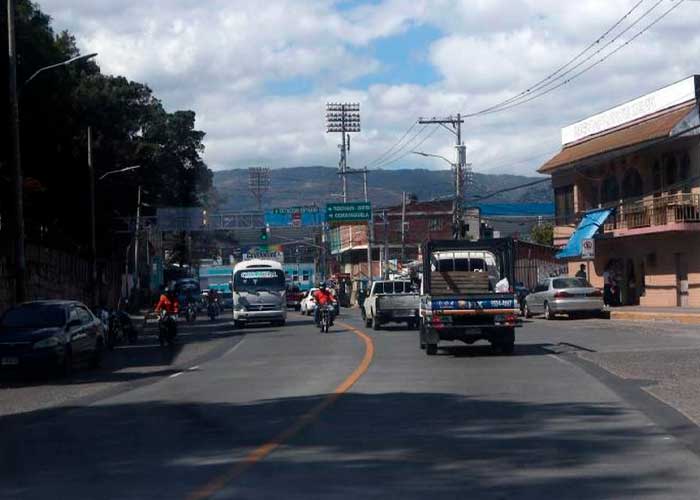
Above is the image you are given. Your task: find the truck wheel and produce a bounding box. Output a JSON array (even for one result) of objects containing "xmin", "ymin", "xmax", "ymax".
[
  {"xmin": 365, "ymin": 317, "xmax": 372, "ymax": 328},
  {"xmin": 372, "ymin": 318, "xmax": 381, "ymax": 331},
  {"xmin": 426, "ymin": 343, "xmax": 438, "ymax": 356}
]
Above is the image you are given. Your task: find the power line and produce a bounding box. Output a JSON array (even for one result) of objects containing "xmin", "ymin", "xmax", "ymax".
[
  {"xmin": 373, "ymin": 126, "xmax": 440, "ymax": 169},
  {"xmin": 364, "ymin": 120, "xmax": 419, "ymax": 168},
  {"xmin": 468, "ymin": 178, "xmax": 551, "ymax": 201},
  {"xmin": 469, "ymin": 0, "xmax": 649, "ymax": 117},
  {"xmin": 468, "ymin": 0, "xmax": 685, "ymax": 117}
]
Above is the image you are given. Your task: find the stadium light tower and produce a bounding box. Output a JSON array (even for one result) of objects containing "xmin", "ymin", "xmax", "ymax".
[
  {"xmin": 248, "ymin": 167, "xmax": 271, "ymax": 212},
  {"xmin": 325, "ymin": 102, "xmax": 360, "ymax": 202}
]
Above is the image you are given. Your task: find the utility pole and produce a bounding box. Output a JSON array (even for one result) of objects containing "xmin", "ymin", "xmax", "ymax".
[
  {"xmin": 87, "ymin": 127, "xmax": 98, "ymax": 306},
  {"xmin": 382, "ymin": 210, "xmax": 389, "ymax": 279},
  {"xmin": 363, "ymin": 170, "xmax": 373, "ymax": 285},
  {"xmin": 7, "ymin": 0, "xmax": 26, "ymax": 303},
  {"xmin": 400, "ymin": 192, "xmax": 407, "ymax": 264},
  {"xmin": 418, "ymin": 114, "xmax": 469, "ymax": 239},
  {"xmin": 134, "ymin": 185, "xmax": 142, "ymax": 291},
  {"xmin": 326, "ymin": 103, "xmax": 360, "ymax": 202}
]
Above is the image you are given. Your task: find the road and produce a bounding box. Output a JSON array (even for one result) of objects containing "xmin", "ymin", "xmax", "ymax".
[{"xmin": 2, "ymin": 310, "xmax": 700, "ymax": 499}]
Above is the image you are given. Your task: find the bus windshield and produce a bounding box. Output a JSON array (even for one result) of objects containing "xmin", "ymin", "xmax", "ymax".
[{"xmin": 233, "ymin": 269, "xmax": 285, "ymax": 292}]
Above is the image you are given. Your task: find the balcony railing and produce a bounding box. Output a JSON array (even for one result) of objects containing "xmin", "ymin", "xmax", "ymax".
[{"xmin": 604, "ymin": 193, "xmax": 700, "ymax": 232}]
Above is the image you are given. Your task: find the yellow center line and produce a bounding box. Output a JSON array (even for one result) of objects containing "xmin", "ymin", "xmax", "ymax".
[{"xmin": 186, "ymin": 321, "xmax": 374, "ymax": 500}]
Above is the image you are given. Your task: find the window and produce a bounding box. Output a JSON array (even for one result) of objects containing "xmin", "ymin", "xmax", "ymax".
[
  {"xmin": 664, "ymin": 154, "xmax": 678, "ymax": 187},
  {"xmin": 601, "ymin": 176, "xmax": 620, "ymax": 205},
  {"xmin": 652, "ymin": 160, "xmax": 662, "ymax": 192},
  {"xmin": 554, "ymin": 185, "xmax": 575, "ymax": 225},
  {"xmin": 680, "ymin": 152, "xmax": 690, "ymax": 181},
  {"xmin": 553, "ymin": 278, "xmax": 592, "ymax": 289},
  {"xmin": 77, "ymin": 307, "xmax": 94, "ymax": 325},
  {"xmin": 429, "ymin": 218, "xmax": 444, "ymax": 231},
  {"xmin": 622, "ymin": 168, "xmax": 643, "ymax": 198}
]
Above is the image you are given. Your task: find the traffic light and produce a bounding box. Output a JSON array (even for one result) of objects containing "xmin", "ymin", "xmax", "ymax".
[{"xmin": 260, "ymin": 224, "xmax": 270, "ymax": 241}]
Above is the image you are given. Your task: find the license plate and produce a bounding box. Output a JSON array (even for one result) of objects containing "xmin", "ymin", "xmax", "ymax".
[{"xmin": 1, "ymin": 357, "xmax": 19, "ymax": 366}]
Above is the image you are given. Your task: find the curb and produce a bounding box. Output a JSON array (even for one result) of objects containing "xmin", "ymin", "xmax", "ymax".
[{"xmin": 610, "ymin": 310, "xmax": 700, "ymax": 325}]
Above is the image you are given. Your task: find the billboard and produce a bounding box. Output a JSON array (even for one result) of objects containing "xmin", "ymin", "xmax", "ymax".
[{"xmin": 241, "ymin": 244, "xmax": 284, "ymax": 262}]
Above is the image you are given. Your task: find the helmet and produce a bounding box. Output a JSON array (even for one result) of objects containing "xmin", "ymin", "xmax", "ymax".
[{"xmin": 319, "ymin": 281, "xmax": 326, "ymax": 290}]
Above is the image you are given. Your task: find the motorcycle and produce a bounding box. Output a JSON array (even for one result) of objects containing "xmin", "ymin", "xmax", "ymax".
[
  {"xmin": 317, "ymin": 304, "xmax": 335, "ymax": 333},
  {"xmin": 207, "ymin": 301, "xmax": 219, "ymax": 321},
  {"xmin": 108, "ymin": 310, "xmax": 137, "ymax": 348},
  {"xmin": 180, "ymin": 302, "xmax": 197, "ymax": 323},
  {"xmin": 158, "ymin": 310, "xmax": 177, "ymax": 346}
]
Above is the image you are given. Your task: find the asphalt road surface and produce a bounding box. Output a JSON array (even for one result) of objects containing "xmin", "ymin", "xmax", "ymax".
[{"xmin": 2, "ymin": 311, "xmax": 700, "ymax": 499}]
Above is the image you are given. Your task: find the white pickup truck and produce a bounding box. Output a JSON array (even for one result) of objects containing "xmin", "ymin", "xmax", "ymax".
[{"xmin": 363, "ymin": 280, "xmax": 420, "ymax": 330}]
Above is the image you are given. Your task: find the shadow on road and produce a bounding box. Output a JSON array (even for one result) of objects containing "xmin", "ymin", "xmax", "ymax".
[
  {"xmin": 0, "ymin": 318, "xmax": 243, "ymax": 388},
  {"xmin": 0, "ymin": 392, "xmax": 683, "ymax": 499}
]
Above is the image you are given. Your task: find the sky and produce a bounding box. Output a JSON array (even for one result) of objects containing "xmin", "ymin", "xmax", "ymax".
[{"xmin": 38, "ymin": 0, "xmax": 700, "ymax": 175}]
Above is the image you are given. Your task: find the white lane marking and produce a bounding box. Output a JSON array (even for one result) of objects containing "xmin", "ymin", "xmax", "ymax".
[
  {"xmin": 169, "ymin": 371, "xmax": 183, "ymax": 378},
  {"xmin": 224, "ymin": 339, "xmax": 245, "ymax": 358},
  {"xmin": 188, "ymin": 365, "xmax": 200, "ymax": 371}
]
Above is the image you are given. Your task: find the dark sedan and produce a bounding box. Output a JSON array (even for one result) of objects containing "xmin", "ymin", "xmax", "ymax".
[{"xmin": 0, "ymin": 300, "xmax": 104, "ymax": 375}]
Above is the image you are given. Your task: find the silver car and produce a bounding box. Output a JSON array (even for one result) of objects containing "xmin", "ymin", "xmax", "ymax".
[{"xmin": 523, "ymin": 277, "xmax": 604, "ymax": 320}]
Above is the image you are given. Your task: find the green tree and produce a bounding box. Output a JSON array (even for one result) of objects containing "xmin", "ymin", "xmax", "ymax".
[{"xmin": 530, "ymin": 223, "xmax": 554, "ymax": 246}]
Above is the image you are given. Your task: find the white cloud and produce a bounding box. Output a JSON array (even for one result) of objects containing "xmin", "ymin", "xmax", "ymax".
[{"xmin": 37, "ymin": 0, "xmax": 700, "ymax": 177}]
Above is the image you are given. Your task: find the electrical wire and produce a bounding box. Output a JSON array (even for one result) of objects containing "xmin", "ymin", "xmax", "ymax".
[
  {"xmin": 373, "ymin": 125, "xmax": 441, "ymax": 169},
  {"xmin": 468, "ymin": 0, "xmax": 685, "ymax": 117},
  {"xmin": 364, "ymin": 120, "xmax": 419, "ymax": 169},
  {"xmin": 469, "ymin": 0, "xmax": 649, "ymax": 116},
  {"xmin": 369, "ymin": 124, "xmax": 430, "ymax": 169}
]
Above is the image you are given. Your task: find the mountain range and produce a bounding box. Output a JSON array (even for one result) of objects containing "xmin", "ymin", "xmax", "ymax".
[{"xmin": 213, "ymin": 166, "xmax": 552, "ymax": 211}]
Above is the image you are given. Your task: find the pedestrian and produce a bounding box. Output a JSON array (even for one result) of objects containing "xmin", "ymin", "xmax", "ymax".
[
  {"xmin": 603, "ymin": 267, "xmax": 614, "ymax": 307},
  {"xmin": 575, "ymin": 264, "xmax": 587, "ymax": 280}
]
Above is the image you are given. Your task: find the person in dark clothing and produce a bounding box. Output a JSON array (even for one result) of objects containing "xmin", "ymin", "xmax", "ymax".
[{"xmin": 575, "ymin": 264, "xmax": 587, "ymax": 280}]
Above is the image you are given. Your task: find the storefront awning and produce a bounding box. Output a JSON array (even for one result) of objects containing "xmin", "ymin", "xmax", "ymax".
[
  {"xmin": 539, "ymin": 103, "xmax": 698, "ymax": 174},
  {"xmin": 556, "ymin": 209, "xmax": 613, "ymax": 259}
]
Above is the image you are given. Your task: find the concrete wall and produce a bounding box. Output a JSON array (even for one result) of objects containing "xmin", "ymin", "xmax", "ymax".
[{"xmin": 565, "ymin": 232, "xmax": 700, "ymax": 308}]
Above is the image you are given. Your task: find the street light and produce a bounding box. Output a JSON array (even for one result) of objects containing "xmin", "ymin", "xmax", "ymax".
[
  {"xmin": 411, "ymin": 151, "xmax": 455, "ymax": 167},
  {"xmin": 98, "ymin": 165, "xmax": 141, "ymax": 181},
  {"xmin": 24, "ymin": 53, "xmax": 98, "ymax": 86}
]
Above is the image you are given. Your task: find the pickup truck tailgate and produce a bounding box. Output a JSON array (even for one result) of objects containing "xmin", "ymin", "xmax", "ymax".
[{"xmin": 378, "ymin": 294, "xmax": 420, "ymax": 310}]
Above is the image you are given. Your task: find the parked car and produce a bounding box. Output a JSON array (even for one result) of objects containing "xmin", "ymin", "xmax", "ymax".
[
  {"xmin": 300, "ymin": 288, "xmax": 318, "ymax": 315},
  {"xmin": 0, "ymin": 300, "xmax": 105, "ymax": 375},
  {"xmin": 523, "ymin": 277, "xmax": 604, "ymax": 320}
]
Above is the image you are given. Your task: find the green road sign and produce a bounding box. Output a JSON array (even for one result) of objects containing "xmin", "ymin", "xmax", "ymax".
[
  {"xmin": 272, "ymin": 205, "xmax": 319, "ymax": 215},
  {"xmin": 326, "ymin": 202, "xmax": 372, "ymax": 224}
]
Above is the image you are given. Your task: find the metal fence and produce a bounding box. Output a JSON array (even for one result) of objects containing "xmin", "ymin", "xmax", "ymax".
[{"xmin": 604, "ymin": 193, "xmax": 700, "ymax": 231}]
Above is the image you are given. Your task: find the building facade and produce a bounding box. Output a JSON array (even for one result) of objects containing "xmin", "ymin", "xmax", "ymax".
[{"xmin": 540, "ymin": 76, "xmax": 700, "ymax": 308}]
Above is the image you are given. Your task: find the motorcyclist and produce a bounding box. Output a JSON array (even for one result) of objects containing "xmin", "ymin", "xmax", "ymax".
[
  {"xmin": 206, "ymin": 289, "xmax": 220, "ymax": 314},
  {"xmin": 155, "ymin": 287, "xmax": 180, "ymax": 315},
  {"xmin": 313, "ymin": 282, "xmax": 336, "ymax": 326}
]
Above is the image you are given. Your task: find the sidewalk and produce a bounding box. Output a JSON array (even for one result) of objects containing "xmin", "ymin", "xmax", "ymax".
[{"xmin": 610, "ymin": 305, "xmax": 700, "ymax": 325}]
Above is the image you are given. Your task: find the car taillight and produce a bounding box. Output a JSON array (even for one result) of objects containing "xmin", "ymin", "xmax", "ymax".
[
  {"xmin": 587, "ymin": 290, "xmax": 603, "ymax": 297},
  {"xmin": 554, "ymin": 291, "xmax": 572, "ymax": 298}
]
